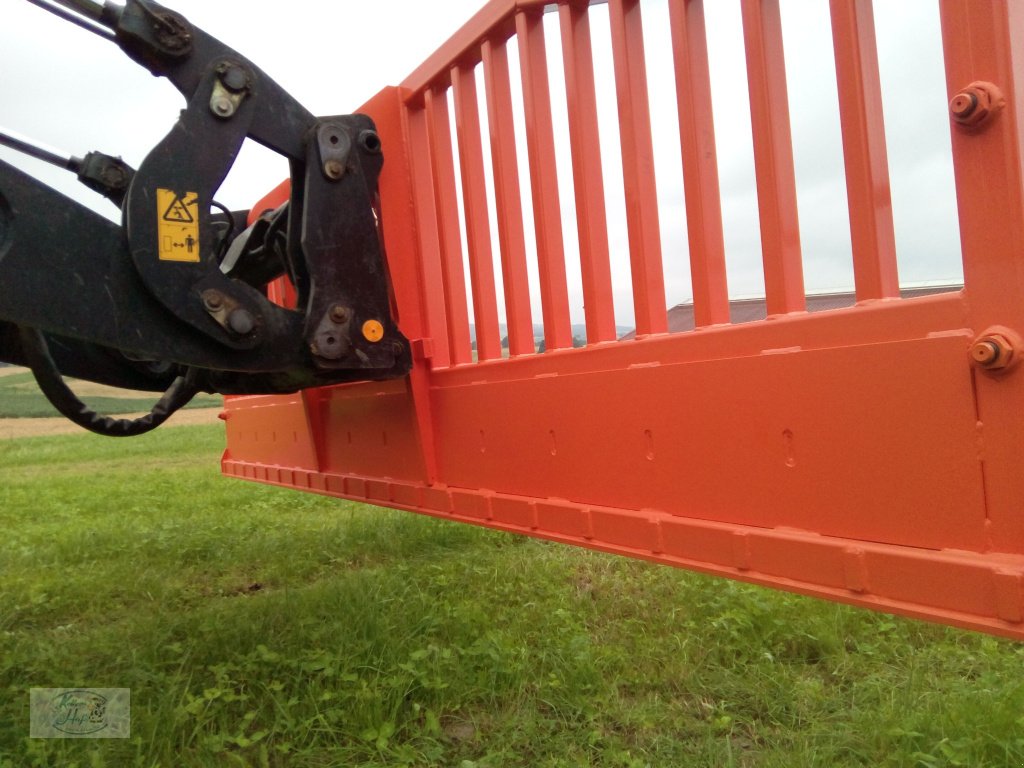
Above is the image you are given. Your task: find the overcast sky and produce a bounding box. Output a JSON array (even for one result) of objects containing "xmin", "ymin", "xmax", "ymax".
[{"xmin": 0, "ymin": 0, "xmax": 963, "ymax": 329}]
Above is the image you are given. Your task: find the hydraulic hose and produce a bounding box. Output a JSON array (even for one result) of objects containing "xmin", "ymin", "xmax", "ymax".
[{"xmin": 17, "ymin": 326, "xmax": 199, "ymax": 437}]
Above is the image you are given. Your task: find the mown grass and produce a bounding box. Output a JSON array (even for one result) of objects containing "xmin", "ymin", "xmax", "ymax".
[
  {"xmin": 1, "ymin": 425, "xmax": 1024, "ymax": 767},
  {"xmin": 0, "ymin": 370, "xmax": 220, "ymax": 418}
]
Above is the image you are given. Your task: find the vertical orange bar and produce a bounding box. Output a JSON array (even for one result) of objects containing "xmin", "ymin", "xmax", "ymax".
[
  {"xmin": 669, "ymin": 0, "xmax": 730, "ymax": 328},
  {"xmin": 741, "ymin": 0, "xmax": 806, "ymax": 314},
  {"xmin": 452, "ymin": 63, "xmax": 502, "ymax": 362},
  {"xmin": 516, "ymin": 8, "xmax": 573, "ymax": 351},
  {"xmin": 424, "ymin": 86, "xmax": 473, "ymax": 365},
  {"xmin": 608, "ymin": 0, "xmax": 668, "ymax": 336},
  {"xmin": 369, "ymin": 88, "xmax": 440, "ymax": 481},
  {"xmin": 559, "ymin": 1, "xmax": 617, "ymax": 344},
  {"xmin": 830, "ymin": 0, "xmax": 899, "ymax": 301},
  {"xmin": 405, "ymin": 103, "xmax": 452, "ymax": 369},
  {"xmin": 939, "ymin": 0, "xmax": 1024, "ymax": 551},
  {"xmin": 482, "ymin": 38, "xmax": 535, "ymax": 357}
]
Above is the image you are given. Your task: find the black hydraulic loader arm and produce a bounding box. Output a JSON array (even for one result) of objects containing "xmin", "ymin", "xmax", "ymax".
[{"xmin": 0, "ymin": 0, "xmax": 410, "ymax": 435}]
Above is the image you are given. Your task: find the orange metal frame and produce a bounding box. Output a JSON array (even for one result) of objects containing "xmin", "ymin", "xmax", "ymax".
[{"xmin": 222, "ymin": 0, "xmax": 1024, "ymax": 640}]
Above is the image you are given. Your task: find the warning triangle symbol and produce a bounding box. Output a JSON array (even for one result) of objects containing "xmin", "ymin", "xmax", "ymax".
[{"xmin": 162, "ymin": 195, "xmax": 194, "ymax": 223}]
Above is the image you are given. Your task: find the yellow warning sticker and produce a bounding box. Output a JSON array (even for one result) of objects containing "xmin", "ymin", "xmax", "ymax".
[{"xmin": 156, "ymin": 188, "xmax": 200, "ymax": 262}]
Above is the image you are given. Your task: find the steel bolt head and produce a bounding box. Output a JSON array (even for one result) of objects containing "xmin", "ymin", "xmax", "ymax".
[
  {"xmin": 970, "ymin": 334, "xmax": 1014, "ymax": 370},
  {"xmin": 950, "ymin": 82, "xmax": 1003, "ymax": 127},
  {"xmin": 220, "ymin": 65, "xmax": 248, "ymax": 93},
  {"xmin": 329, "ymin": 305, "xmax": 349, "ymax": 323},
  {"xmin": 154, "ymin": 11, "xmax": 191, "ymax": 52},
  {"xmin": 227, "ymin": 308, "xmax": 255, "ymax": 335},
  {"xmin": 211, "ymin": 95, "xmax": 235, "ymax": 118},
  {"xmin": 101, "ymin": 166, "xmax": 128, "ymax": 188},
  {"xmin": 323, "ymin": 160, "xmax": 344, "ymax": 180},
  {"xmin": 201, "ymin": 289, "xmax": 224, "ymax": 311},
  {"xmin": 971, "ymin": 340, "xmax": 1001, "ymax": 366},
  {"xmin": 950, "ymin": 92, "xmax": 978, "ymax": 121}
]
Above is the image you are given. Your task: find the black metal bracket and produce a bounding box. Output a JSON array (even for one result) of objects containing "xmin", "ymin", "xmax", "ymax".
[{"xmin": 0, "ymin": 0, "xmax": 411, "ymax": 397}]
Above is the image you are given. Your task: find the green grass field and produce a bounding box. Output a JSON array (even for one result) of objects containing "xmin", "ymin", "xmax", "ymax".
[
  {"xmin": 0, "ymin": 369, "xmax": 220, "ymax": 418},
  {"xmin": 2, "ymin": 425, "xmax": 1024, "ymax": 767}
]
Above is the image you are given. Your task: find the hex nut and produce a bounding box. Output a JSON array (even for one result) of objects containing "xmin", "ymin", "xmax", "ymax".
[
  {"xmin": 970, "ymin": 333, "xmax": 1015, "ymax": 370},
  {"xmin": 950, "ymin": 81, "xmax": 1004, "ymax": 128},
  {"xmin": 201, "ymin": 289, "xmax": 224, "ymax": 311}
]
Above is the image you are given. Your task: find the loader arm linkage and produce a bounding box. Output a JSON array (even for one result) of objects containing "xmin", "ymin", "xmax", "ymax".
[{"xmin": 0, "ymin": 0, "xmax": 410, "ymax": 434}]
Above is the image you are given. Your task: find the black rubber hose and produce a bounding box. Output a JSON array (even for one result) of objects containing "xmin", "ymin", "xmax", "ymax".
[{"xmin": 17, "ymin": 326, "xmax": 200, "ymax": 437}]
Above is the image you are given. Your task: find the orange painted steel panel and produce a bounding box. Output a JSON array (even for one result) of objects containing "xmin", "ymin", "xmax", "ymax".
[
  {"xmin": 364, "ymin": 88, "xmax": 442, "ymax": 482},
  {"xmin": 558, "ymin": 1, "xmax": 617, "ymax": 344},
  {"xmin": 940, "ymin": 0, "xmax": 1024, "ymax": 555},
  {"xmin": 406, "ymin": 104, "xmax": 453, "ymax": 369},
  {"xmin": 318, "ymin": 381, "xmax": 428, "ymax": 485},
  {"xmin": 607, "ymin": 0, "xmax": 668, "ymax": 336},
  {"xmin": 224, "ymin": 1, "xmax": 1024, "ymax": 640},
  {"xmin": 516, "ymin": 9, "xmax": 573, "ymax": 351},
  {"xmin": 741, "ymin": 0, "xmax": 806, "ymax": 315},
  {"xmin": 424, "ymin": 87, "xmax": 474, "ymax": 365},
  {"xmin": 668, "ymin": 0, "xmax": 731, "ymax": 328},
  {"xmin": 360, "ymin": 88, "xmax": 429, "ymax": 342},
  {"xmin": 452, "ymin": 63, "xmax": 503, "ymax": 361},
  {"xmin": 223, "ymin": 395, "xmax": 319, "ymax": 470},
  {"xmin": 427, "ymin": 336, "xmax": 983, "ymax": 552},
  {"xmin": 830, "ymin": 0, "xmax": 899, "ymax": 301},
  {"xmin": 221, "ymin": 452, "xmax": 1024, "ymax": 638},
  {"xmin": 430, "ymin": 291, "xmax": 967, "ymax": 383},
  {"xmin": 482, "ymin": 38, "xmax": 535, "ymax": 357}
]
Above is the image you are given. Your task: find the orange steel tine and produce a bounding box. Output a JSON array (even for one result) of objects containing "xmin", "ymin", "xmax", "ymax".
[
  {"xmin": 607, "ymin": 0, "xmax": 668, "ymax": 336},
  {"xmin": 516, "ymin": 8, "xmax": 573, "ymax": 352},
  {"xmin": 558, "ymin": 1, "xmax": 617, "ymax": 344},
  {"xmin": 669, "ymin": 0, "xmax": 731, "ymax": 328},
  {"xmin": 406, "ymin": 106, "xmax": 453, "ymax": 368},
  {"xmin": 452, "ymin": 63, "xmax": 503, "ymax": 362},
  {"xmin": 830, "ymin": 0, "xmax": 899, "ymax": 301},
  {"xmin": 939, "ymin": 0, "xmax": 1024, "ymax": 551},
  {"xmin": 424, "ymin": 86, "xmax": 474, "ymax": 365},
  {"xmin": 482, "ymin": 38, "xmax": 535, "ymax": 357},
  {"xmin": 741, "ymin": 0, "xmax": 806, "ymax": 315}
]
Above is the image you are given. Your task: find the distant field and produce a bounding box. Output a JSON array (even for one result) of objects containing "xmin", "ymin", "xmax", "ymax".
[
  {"xmin": 0, "ymin": 366, "xmax": 221, "ymax": 420},
  {"xmin": 2, "ymin": 425, "xmax": 1024, "ymax": 766}
]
